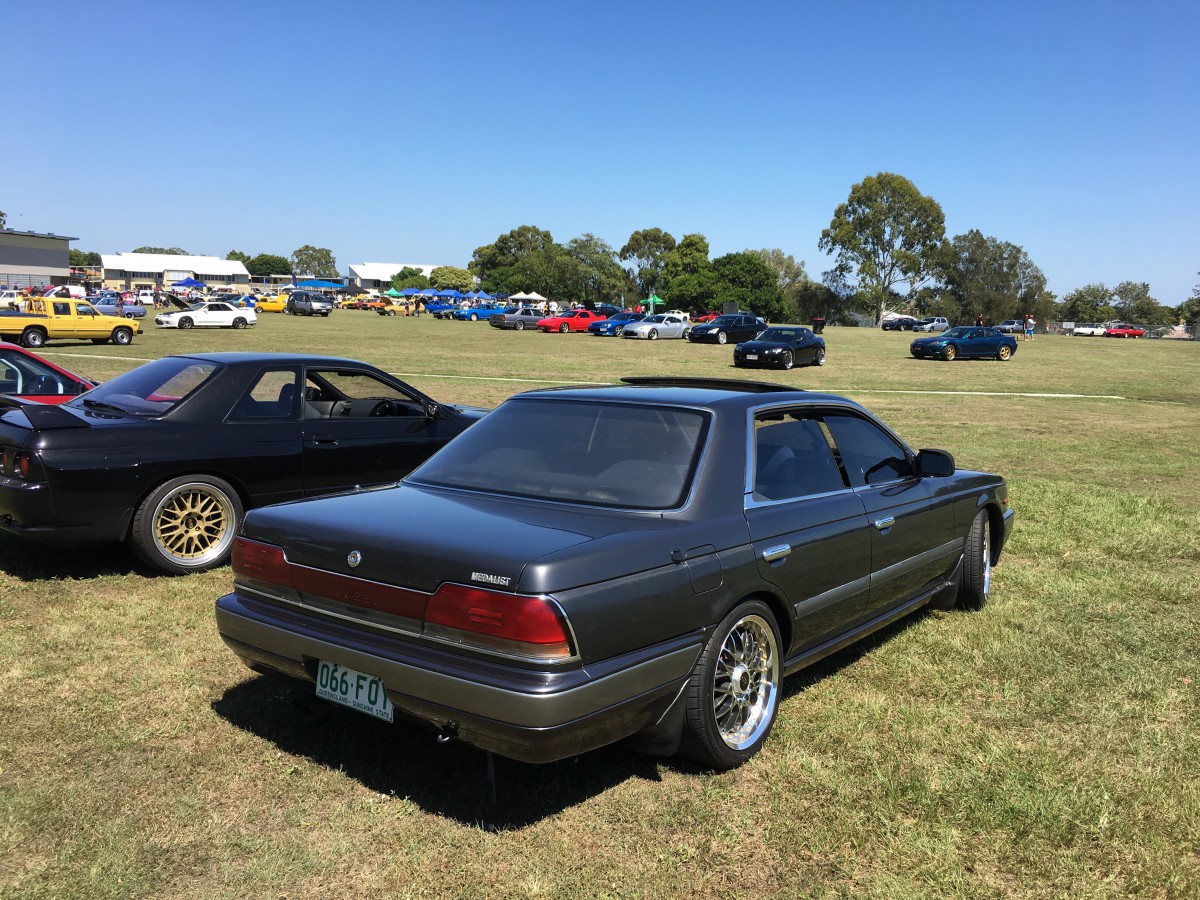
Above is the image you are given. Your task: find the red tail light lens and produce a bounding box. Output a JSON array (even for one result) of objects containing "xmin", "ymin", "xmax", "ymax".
[
  {"xmin": 1, "ymin": 448, "xmax": 39, "ymax": 480},
  {"xmin": 425, "ymin": 584, "xmax": 574, "ymax": 660}
]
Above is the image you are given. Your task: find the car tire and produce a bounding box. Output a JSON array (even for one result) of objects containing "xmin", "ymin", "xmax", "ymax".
[
  {"xmin": 956, "ymin": 510, "xmax": 991, "ymax": 611},
  {"xmin": 812, "ymin": 347, "xmax": 825, "ymax": 367},
  {"xmin": 514, "ymin": 320, "xmax": 525, "ymax": 331},
  {"xmin": 130, "ymin": 475, "xmax": 244, "ymax": 575},
  {"xmin": 997, "ymin": 345, "xmax": 1012, "ymax": 361},
  {"xmin": 469, "ymin": 313, "xmax": 479, "ymax": 321},
  {"xmin": 111, "ymin": 327, "xmax": 133, "ymax": 346},
  {"xmin": 679, "ymin": 600, "xmax": 782, "ymax": 769},
  {"xmin": 943, "ymin": 345, "xmax": 956, "ymax": 361},
  {"xmin": 21, "ymin": 328, "xmax": 47, "ymax": 348},
  {"xmin": 559, "ymin": 323, "xmax": 570, "ymax": 333},
  {"xmin": 717, "ymin": 332, "xmax": 728, "ymax": 345},
  {"xmin": 124, "ymin": 312, "xmax": 138, "ymax": 319},
  {"xmin": 648, "ymin": 328, "xmax": 658, "ymax": 340},
  {"xmin": 232, "ymin": 317, "xmax": 247, "ymax": 329},
  {"xmin": 178, "ymin": 317, "xmax": 194, "ymax": 329},
  {"xmin": 781, "ymin": 351, "xmax": 794, "ymax": 370}
]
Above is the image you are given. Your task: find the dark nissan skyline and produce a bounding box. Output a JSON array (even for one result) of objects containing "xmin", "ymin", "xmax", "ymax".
[{"xmin": 0, "ymin": 353, "xmax": 486, "ymax": 574}]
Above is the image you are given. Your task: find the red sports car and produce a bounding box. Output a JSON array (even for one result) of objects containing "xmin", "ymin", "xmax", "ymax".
[
  {"xmin": 0, "ymin": 341, "xmax": 96, "ymax": 403},
  {"xmin": 536, "ymin": 309, "xmax": 607, "ymax": 333},
  {"xmin": 1104, "ymin": 323, "xmax": 1145, "ymax": 338}
]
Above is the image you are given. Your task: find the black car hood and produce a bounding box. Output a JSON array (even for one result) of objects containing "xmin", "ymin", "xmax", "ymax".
[
  {"xmin": 241, "ymin": 482, "xmax": 687, "ymax": 595},
  {"xmin": 736, "ymin": 339, "xmax": 791, "ymax": 351}
]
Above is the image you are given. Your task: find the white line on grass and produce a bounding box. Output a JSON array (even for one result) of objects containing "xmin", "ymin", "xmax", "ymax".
[{"xmin": 38, "ymin": 354, "xmax": 1128, "ymax": 400}]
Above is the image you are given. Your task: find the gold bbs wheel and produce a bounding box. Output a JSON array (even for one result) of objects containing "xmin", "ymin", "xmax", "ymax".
[{"xmin": 131, "ymin": 476, "xmax": 243, "ymax": 574}]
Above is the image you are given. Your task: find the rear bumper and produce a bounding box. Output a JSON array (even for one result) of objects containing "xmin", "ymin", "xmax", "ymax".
[
  {"xmin": 0, "ymin": 477, "xmax": 131, "ymax": 545},
  {"xmin": 215, "ymin": 591, "xmax": 701, "ymax": 763}
]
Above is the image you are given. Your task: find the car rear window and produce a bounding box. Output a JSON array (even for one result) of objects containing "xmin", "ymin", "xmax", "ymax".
[
  {"xmin": 409, "ymin": 397, "xmax": 709, "ymax": 509},
  {"xmin": 68, "ymin": 357, "xmax": 222, "ymax": 416}
]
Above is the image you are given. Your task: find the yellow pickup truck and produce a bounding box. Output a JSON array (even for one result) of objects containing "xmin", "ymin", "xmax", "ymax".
[{"xmin": 0, "ymin": 298, "xmax": 139, "ymax": 348}]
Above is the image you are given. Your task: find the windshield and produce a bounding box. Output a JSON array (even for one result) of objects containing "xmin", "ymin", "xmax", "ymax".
[
  {"xmin": 643, "ymin": 315, "xmax": 666, "ymax": 324},
  {"xmin": 759, "ymin": 328, "xmax": 799, "ymax": 342},
  {"xmin": 711, "ymin": 316, "xmax": 740, "ymax": 325},
  {"xmin": 67, "ymin": 357, "xmax": 222, "ymax": 416},
  {"xmin": 409, "ymin": 397, "xmax": 709, "ymax": 510},
  {"xmin": 940, "ymin": 327, "xmax": 971, "ymax": 338}
]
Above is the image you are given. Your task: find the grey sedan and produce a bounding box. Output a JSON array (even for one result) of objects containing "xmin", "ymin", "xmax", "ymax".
[{"xmin": 216, "ymin": 377, "xmax": 1013, "ymax": 769}]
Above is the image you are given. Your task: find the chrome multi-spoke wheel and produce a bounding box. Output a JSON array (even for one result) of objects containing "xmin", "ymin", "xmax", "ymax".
[
  {"xmin": 681, "ymin": 600, "xmax": 781, "ymax": 768},
  {"xmin": 711, "ymin": 613, "xmax": 779, "ymax": 750}
]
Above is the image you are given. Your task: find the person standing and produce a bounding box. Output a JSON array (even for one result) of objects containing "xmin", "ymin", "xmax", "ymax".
[
  {"xmin": 976, "ymin": 312, "xmax": 984, "ymax": 327},
  {"xmin": 1023, "ymin": 314, "xmax": 1036, "ymax": 341}
]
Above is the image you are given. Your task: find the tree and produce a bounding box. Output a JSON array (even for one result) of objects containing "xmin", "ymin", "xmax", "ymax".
[
  {"xmin": 751, "ymin": 248, "xmax": 813, "ymax": 321},
  {"xmin": 246, "ymin": 254, "xmax": 292, "ymax": 277},
  {"xmin": 1178, "ymin": 275, "xmax": 1200, "ymax": 325},
  {"xmin": 226, "ymin": 250, "xmax": 251, "ymax": 264},
  {"xmin": 133, "ymin": 246, "xmax": 189, "ymax": 255},
  {"xmin": 69, "ymin": 249, "xmax": 101, "ymax": 267},
  {"xmin": 470, "ymin": 225, "xmax": 554, "ymax": 291},
  {"xmin": 563, "ymin": 234, "xmax": 626, "ymax": 308},
  {"xmin": 818, "ymin": 173, "xmax": 947, "ymax": 325},
  {"xmin": 937, "ymin": 230, "xmax": 1049, "ymax": 324},
  {"xmin": 290, "ymin": 245, "xmax": 337, "ymax": 278},
  {"xmin": 0, "ymin": 210, "xmax": 6, "ymax": 229},
  {"xmin": 390, "ymin": 266, "xmax": 430, "ymax": 291},
  {"xmin": 1059, "ymin": 284, "xmax": 1115, "ymax": 323},
  {"xmin": 710, "ymin": 251, "xmax": 786, "ymax": 321},
  {"xmin": 658, "ymin": 234, "xmax": 716, "ymax": 312},
  {"xmin": 429, "ymin": 266, "xmax": 474, "ymax": 292},
  {"xmin": 620, "ymin": 228, "xmax": 676, "ymax": 299}
]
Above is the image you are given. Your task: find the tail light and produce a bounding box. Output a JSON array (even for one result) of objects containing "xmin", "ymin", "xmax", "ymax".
[
  {"xmin": 426, "ymin": 583, "xmax": 574, "ymax": 661},
  {"xmin": 233, "ymin": 538, "xmax": 575, "ymax": 661},
  {"xmin": 1, "ymin": 447, "xmax": 41, "ymax": 480}
]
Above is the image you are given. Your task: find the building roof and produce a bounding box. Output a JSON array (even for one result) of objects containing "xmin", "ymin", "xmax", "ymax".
[
  {"xmin": 348, "ymin": 262, "xmax": 438, "ymax": 281},
  {"xmin": 0, "ymin": 229, "xmax": 79, "ymax": 241},
  {"xmin": 101, "ymin": 252, "xmax": 250, "ymax": 276}
]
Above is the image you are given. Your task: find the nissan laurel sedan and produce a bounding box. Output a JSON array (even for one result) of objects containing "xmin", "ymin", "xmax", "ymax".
[
  {"xmin": 0, "ymin": 353, "xmax": 486, "ymax": 574},
  {"xmin": 910, "ymin": 326, "xmax": 1018, "ymax": 361},
  {"xmin": 215, "ymin": 377, "xmax": 1013, "ymax": 769},
  {"xmin": 687, "ymin": 314, "xmax": 765, "ymax": 345}
]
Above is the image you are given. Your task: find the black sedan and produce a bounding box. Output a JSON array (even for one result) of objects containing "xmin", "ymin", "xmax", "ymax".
[
  {"xmin": 910, "ymin": 326, "xmax": 1019, "ymax": 361},
  {"xmin": 0, "ymin": 353, "xmax": 486, "ymax": 574},
  {"xmin": 733, "ymin": 326, "xmax": 825, "ymax": 369},
  {"xmin": 216, "ymin": 377, "xmax": 1013, "ymax": 769},
  {"xmin": 687, "ymin": 314, "xmax": 765, "ymax": 345},
  {"xmin": 882, "ymin": 316, "xmax": 921, "ymax": 331}
]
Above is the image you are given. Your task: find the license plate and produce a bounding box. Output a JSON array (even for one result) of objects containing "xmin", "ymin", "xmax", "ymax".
[
  {"xmin": 316, "ymin": 660, "xmax": 394, "ymax": 723},
  {"xmin": 745, "ymin": 354, "xmax": 758, "ymax": 360}
]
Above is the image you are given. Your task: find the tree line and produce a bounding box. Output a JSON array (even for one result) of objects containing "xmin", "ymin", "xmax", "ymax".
[{"xmin": 60, "ymin": 177, "xmax": 1199, "ymax": 325}]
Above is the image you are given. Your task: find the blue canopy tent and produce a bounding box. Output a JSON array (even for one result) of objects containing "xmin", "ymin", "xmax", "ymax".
[
  {"xmin": 475, "ymin": 290, "xmax": 494, "ymax": 301},
  {"xmin": 171, "ymin": 277, "xmax": 206, "ymax": 288},
  {"xmin": 438, "ymin": 289, "xmax": 465, "ymax": 299},
  {"xmin": 398, "ymin": 288, "xmax": 421, "ymax": 296},
  {"xmin": 297, "ymin": 279, "xmax": 343, "ymax": 290}
]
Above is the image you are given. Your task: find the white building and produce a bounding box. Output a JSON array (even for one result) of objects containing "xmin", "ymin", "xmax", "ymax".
[
  {"xmin": 100, "ymin": 252, "xmax": 251, "ymax": 291},
  {"xmin": 348, "ymin": 262, "xmax": 439, "ymax": 291}
]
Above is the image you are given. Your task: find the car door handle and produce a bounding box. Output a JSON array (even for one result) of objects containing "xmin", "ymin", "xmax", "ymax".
[
  {"xmin": 762, "ymin": 544, "xmax": 791, "ymax": 562},
  {"xmin": 310, "ymin": 435, "xmax": 338, "ymax": 446},
  {"xmin": 874, "ymin": 516, "xmax": 896, "ymax": 530}
]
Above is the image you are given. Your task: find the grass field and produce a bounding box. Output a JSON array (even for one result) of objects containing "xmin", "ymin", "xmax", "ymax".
[{"xmin": 2, "ymin": 314, "xmax": 1198, "ymax": 898}]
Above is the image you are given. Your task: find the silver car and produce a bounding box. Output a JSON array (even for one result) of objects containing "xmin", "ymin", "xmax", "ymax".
[{"xmin": 621, "ymin": 314, "xmax": 692, "ymax": 340}]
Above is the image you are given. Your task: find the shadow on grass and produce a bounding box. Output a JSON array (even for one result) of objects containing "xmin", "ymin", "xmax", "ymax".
[
  {"xmin": 212, "ymin": 675, "xmax": 673, "ymax": 830},
  {"xmin": 0, "ymin": 537, "xmax": 144, "ymax": 581},
  {"xmin": 211, "ymin": 610, "xmax": 936, "ymax": 829}
]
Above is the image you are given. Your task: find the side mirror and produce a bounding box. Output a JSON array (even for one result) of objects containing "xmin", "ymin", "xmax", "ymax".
[{"xmin": 917, "ymin": 448, "xmax": 955, "ymax": 477}]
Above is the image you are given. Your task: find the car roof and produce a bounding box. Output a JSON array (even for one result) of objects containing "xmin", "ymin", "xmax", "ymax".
[
  {"xmin": 167, "ymin": 352, "xmax": 379, "ymax": 369},
  {"xmin": 519, "ymin": 377, "xmax": 864, "ymax": 412}
]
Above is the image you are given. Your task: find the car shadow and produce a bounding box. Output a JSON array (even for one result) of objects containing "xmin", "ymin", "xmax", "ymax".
[
  {"xmin": 0, "ymin": 538, "xmax": 144, "ymax": 581},
  {"xmin": 211, "ymin": 676, "xmax": 669, "ymax": 830},
  {"xmin": 210, "ymin": 609, "xmax": 936, "ymax": 828}
]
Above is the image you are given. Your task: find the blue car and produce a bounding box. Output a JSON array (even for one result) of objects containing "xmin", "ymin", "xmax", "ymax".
[
  {"xmin": 93, "ymin": 300, "xmax": 147, "ymax": 319},
  {"xmin": 453, "ymin": 304, "xmax": 510, "ymax": 322},
  {"xmin": 589, "ymin": 311, "xmax": 645, "ymax": 336},
  {"xmin": 910, "ymin": 326, "xmax": 1018, "ymax": 361}
]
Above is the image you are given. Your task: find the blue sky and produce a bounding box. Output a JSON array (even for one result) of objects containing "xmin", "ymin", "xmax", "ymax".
[{"xmin": 6, "ymin": 0, "xmax": 1198, "ymax": 303}]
